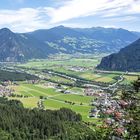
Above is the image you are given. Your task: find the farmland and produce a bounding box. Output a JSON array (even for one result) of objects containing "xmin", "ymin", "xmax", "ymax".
[
  {"xmin": 9, "ymin": 83, "xmax": 95, "ymax": 122},
  {"xmin": 17, "ymin": 54, "xmax": 139, "ymax": 85}
]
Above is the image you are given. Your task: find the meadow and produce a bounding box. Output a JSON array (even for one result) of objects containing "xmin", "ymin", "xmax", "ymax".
[{"xmin": 9, "ymin": 83, "xmax": 96, "ymax": 122}]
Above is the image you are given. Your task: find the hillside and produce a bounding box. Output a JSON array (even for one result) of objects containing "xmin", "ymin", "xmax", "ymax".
[
  {"xmin": 0, "ymin": 28, "xmax": 57, "ymax": 62},
  {"xmin": 97, "ymin": 38, "xmax": 140, "ymax": 72}
]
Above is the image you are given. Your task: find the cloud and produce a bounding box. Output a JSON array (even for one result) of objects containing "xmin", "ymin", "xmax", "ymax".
[
  {"xmin": 48, "ymin": 0, "xmax": 109, "ymax": 23},
  {"xmin": 0, "ymin": 0, "xmax": 139, "ymax": 32},
  {"xmin": 47, "ymin": 0, "xmax": 140, "ymax": 23},
  {"xmin": 0, "ymin": 8, "xmax": 50, "ymax": 32}
]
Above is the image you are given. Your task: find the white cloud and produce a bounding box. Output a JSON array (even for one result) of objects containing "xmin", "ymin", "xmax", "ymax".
[
  {"xmin": 0, "ymin": 8, "xmax": 50, "ymax": 32},
  {"xmin": 129, "ymin": 2, "xmax": 140, "ymax": 13},
  {"xmin": 49, "ymin": 0, "xmax": 109, "ymax": 23},
  {"xmin": 47, "ymin": 0, "xmax": 140, "ymax": 23},
  {"xmin": 0, "ymin": 0, "xmax": 140, "ymax": 32}
]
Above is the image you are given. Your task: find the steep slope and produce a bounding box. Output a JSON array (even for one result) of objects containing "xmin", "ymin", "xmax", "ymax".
[
  {"xmin": 0, "ymin": 28, "xmax": 57, "ymax": 61},
  {"xmin": 29, "ymin": 26, "xmax": 139, "ymax": 54},
  {"xmin": 97, "ymin": 38, "xmax": 140, "ymax": 72}
]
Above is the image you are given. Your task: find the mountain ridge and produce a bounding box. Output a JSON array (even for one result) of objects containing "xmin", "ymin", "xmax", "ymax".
[{"xmin": 0, "ymin": 26, "xmax": 139, "ymax": 61}]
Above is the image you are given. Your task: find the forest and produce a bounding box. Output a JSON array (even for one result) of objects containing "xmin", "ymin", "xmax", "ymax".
[
  {"xmin": 0, "ymin": 70, "xmax": 38, "ymax": 81},
  {"xmin": 0, "ymin": 97, "xmax": 97, "ymax": 140}
]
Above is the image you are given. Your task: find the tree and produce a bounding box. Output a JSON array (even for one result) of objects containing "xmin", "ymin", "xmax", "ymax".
[
  {"xmin": 0, "ymin": 129, "xmax": 13, "ymax": 140},
  {"xmin": 133, "ymin": 76, "xmax": 140, "ymax": 92},
  {"xmin": 123, "ymin": 77, "xmax": 140, "ymax": 140}
]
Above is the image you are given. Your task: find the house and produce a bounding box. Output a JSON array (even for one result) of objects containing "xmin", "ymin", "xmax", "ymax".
[
  {"xmin": 44, "ymin": 82, "xmax": 57, "ymax": 88},
  {"xmin": 84, "ymin": 88, "xmax": 104, "ymax": 96}
]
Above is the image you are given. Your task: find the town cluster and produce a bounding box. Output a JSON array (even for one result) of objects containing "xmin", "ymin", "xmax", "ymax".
[
  {"xmin": 0, "ymin": 81, "xmax": 15, "ymax": 97},
  {"xmin": 89, "ymin": 89, "xmax": 131, "ymax": 136}
]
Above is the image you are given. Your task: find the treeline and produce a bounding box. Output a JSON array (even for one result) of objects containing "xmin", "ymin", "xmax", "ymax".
[
  {"xmin": 0, "ymin": 98, "xmax": 97, "ymax": 140},
  {"xmin": 0, "ymin": 70, "xmax": 38, "ymax": 81},
  {"xmin": 42, "ymin": 69, "xmax": 109, "ymax": 87}
]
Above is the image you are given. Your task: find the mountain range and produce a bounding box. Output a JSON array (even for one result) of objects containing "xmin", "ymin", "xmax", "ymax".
[
  {"xmin": 29, "ymin": 26, "xmax": 139, "ymax": 54},
  {"xmin": 0, "ymin": 26, "xmax": 139, "ymax": 61},
  {"xmin": 97, "ymin": 38, "xmax": 140, "ymax": 72}
]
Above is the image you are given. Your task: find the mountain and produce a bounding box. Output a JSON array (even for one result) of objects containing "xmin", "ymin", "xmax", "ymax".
[
  {"xmin": 0, "ymin": 26, "xmax": 139, "ymax": 61},
  {"xmin": 29, "ymin": 26, "xmax": 139, "ymax": 54},
  {"xmin": 0, "ymin": 28, "xmax": 57, "ymax": 61},
  {"xmin": 97, "ymin": 38, "xmax": 140, "ymax": 72},
  {"xmin": 132, "ymin": 31, "xmax": 140, "ymax": 37}
]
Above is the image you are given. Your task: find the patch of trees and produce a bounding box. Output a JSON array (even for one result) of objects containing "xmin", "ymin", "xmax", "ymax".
[
  {"xmin": 124, "ymin": 77, "xmax": 140, "ymax": 139},
  {"xmin": 65, "ymin": 100, "xmax": 75, "ymax": 105},
  {"xmin": 0, "ymin": 70, "xmax": 38, "ymax": 81},
  {"xmin": 10, "ymin": 94, "xmax": 29, "ymax": 98},
  {"xmin": 0, "ymin": 97, "xmax": 98, "ymax": 140}
]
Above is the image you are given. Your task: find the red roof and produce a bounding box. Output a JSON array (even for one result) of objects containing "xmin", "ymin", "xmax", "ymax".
[
  {"xmin": 115, "ymin": 112, "xmax": 122, "ymax": 119},
  {"xmin": 115, "ymin": 127, "xmax": 125, "ymax": 135},
  {"xmin": 119, "ymin": 100, "xmax": 128, "ymax": 106}
]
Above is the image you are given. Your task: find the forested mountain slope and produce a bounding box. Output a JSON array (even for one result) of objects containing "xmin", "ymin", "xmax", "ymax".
[{"xmin": 97, "ymin": 38, "xmax": 140, "ymax": 72}]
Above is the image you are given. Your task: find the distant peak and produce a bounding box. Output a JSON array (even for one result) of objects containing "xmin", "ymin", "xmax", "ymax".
[
  {"xmin": 0, "ymin": 28, "xmax": 13, "ymax": 33},
  {"xmin": 57, "ymin": 25, "xmax": 65, "ymax": 28},
  {"xmin": 49, "ymin": 25, "xmax": 70, "ymax": 31}
]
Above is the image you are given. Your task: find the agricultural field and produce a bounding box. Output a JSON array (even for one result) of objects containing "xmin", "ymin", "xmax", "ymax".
[
  {"xmin": 17, "ymin": 54, "xmax": 117, "ymax": 83},
  {"xmin": 9, "ymin": 82, "xmax": 97, "ymax": 122},
  {"xmin": 120, "ymin": 75, "xmax": 138, "ymax": 85},
  {"xmin": 19, "ymin": 55, "xmax": 101, "ymax": 69}
]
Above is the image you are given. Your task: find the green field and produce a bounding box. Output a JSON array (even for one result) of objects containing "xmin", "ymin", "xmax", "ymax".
[
  {"xmin": 120, "ymin": 75, "xmax": 138, "ymax": 85},
  {"xmin": 17, "ymin": 54, "xmax": 140, "ymax": 84},
  {"xmin": 9, "ymin": 83, "xmax": 96, "ymax": 122},
  {"xmin": 9, "ymin": 97, "xmax": 39, "ymax": 108},
  {"xmin": 19, "ymin": 57, "xmax": 100, "ymax": 69},
  {"xmin": 44, "ymin": 99, "xmax": 92, "ymax": 121}
]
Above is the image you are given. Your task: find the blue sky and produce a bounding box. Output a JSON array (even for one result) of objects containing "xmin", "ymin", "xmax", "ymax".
[{"xmin": 0, "ymin": 0, "xmax": 140, "ymax": 32}]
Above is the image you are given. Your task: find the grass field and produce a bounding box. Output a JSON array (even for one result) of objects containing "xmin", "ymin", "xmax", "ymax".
[
  {"xmin": 9, "ymin": 83, "xmax": 96, "ymax": 122},
  {"xmin": 9, "ymin": 97, "xmax": 39, "ymax": 108},
  {"xmin": 44, "ymin": 99, "xmax": 92, "ymax": 121},
  {"xmin": 51, "ymin": 94, "xmax": 93, "ymax": 104},
  {"xmin": 19, "ymin": 57, "xmax": 100, "ymax": 69},
  {"xmin": 120, "ymin": 75, "xmax": 138, "ymax": 85}
]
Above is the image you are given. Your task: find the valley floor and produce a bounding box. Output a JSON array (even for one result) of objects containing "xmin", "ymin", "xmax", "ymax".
[{"xmin": 1, "ymin": 54, "xmax": 139, "ymax": 125}]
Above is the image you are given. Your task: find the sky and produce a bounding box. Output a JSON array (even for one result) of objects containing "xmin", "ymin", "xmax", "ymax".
[{"xmin": 0, "ymin": 0, "xmax": 140, "ymax": 32}]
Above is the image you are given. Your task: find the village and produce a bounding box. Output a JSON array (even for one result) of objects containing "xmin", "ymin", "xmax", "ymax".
[
  {"xmin": 89, "ymin": 88, "xmax": 130, "ymax": 136},
  {"xmin": 67, "ymin": 66, "xmax": 93, "ymax": 72},
  {"xmin": 0, "ymin": 81, "xmax": 15, "ymax": 97}
]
